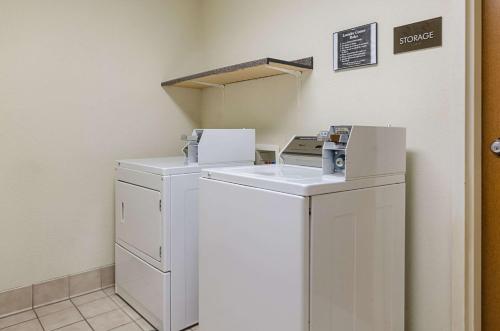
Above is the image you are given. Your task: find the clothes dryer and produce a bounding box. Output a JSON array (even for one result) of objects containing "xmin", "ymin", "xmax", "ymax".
[{"xmin": 115, "ymin": 129, "xmax": 255, "ymax": 331}]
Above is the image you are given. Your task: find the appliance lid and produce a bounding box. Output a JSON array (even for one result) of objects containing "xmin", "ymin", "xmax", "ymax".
[
  {"xmin": 116, "ymin": 157, "xmax": 202, "ymax": 175},
  {"xmin": 201, "ymin": 165, "xmax": 405, "ymax": 196}
]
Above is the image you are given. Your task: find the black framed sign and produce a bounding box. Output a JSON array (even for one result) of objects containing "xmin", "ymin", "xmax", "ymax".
[{"xmin": 333, "ymin": 23, "xmax": 378, "ymax": 71}]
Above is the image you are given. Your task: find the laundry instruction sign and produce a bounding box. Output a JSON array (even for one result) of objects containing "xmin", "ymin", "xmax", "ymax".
[
  {"xmin": 333, "ymin": 23, "xmax": 378, "ymax": 71},
  {"xmin": 394, "ymin": 17, "xmax": 442, "ymax": 53}
]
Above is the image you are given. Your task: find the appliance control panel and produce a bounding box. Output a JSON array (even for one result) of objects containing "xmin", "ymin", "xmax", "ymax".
[
  {"xmin": 322, "ymin": 125, "xmax": 406, "ymax": 180},
  {"xmin": 280, "ymin": 136, "xmax": 324, "ymax": 168},
  {"xmin": 180, "ymin": 129, "xmax": 255, "ymax": 165},
  {"xmin": 322, "ymin": 126, "xmax": 352, "ymax": 174}
]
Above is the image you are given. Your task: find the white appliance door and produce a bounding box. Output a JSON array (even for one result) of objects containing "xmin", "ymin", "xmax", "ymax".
[
  {"xmin": 310, "ymin": 183, "xmax": 405, "ymax": 331},
  {"xmin": 115, "ymin": 180, "xmax": 163, "ymax": 262},
  {"xmin": 115, "ymin": 244, "xmax": 170, "ymax": 331},
  {"xmin": 199, "ymin": 178, "xmax": 309, "ymax": 331}
]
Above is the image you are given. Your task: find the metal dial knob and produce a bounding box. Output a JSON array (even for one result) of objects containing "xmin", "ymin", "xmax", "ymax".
[
  {"xmin": 334, "ymin": 154, "xmax": 346, "ymax": 170},
  {"xmin": 491, "ymin": 139, "xmax": 500, "ymax": 156}
]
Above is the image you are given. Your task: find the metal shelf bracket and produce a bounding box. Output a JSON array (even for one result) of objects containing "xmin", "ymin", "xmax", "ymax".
[
  {"xmin": 192, "ymin": 81, "xmax": 225, "ymax": 89},
  {"xmin": 264, "ymin": 65, "xmax": 302, "ymax": 78}
]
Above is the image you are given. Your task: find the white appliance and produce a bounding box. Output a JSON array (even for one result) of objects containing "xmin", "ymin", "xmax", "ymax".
[
  {"xmin": 199, "ymin": 125, "xmax": 406, "ymax": 331},
  {"xmin": 114, "ymin": 129, "xmax": 255, "ymax": 331}
]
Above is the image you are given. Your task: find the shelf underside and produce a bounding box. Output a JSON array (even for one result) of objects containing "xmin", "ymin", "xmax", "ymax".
[{"xmin": 161, "ymin": 57, "xmax": 313, "ymax": 89}]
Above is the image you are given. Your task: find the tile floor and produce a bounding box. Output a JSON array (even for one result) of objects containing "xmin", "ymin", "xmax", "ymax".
[{"xmin": 0, "ymin": 287, "xmax": 199, "ymax": 331}]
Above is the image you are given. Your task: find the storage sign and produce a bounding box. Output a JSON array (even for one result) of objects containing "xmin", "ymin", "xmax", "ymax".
[{"xmin": 394, "ymin": 17, "xmax": 442, "ymax": 54}]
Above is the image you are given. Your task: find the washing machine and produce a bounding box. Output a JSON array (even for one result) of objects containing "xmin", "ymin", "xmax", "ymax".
[
  {"xmin": 199, "ymin": 125, "xmax": 406, "ymax": 331},
  {"xmin": 114, "ymin": 129, "xmax": 255, "ymax": 331}
]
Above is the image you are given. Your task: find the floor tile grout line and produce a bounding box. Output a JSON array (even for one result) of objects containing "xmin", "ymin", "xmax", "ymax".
[
  {"xmin": 38, "ymin": 304, "xmax": 88, "ymax": 331},
  {"xmin": 108, "ymin": 321, "xmax": 143, "ymax": 331},
  {"xmin": 0, "ymin": 311, "xmax": 39, "ymax": 331},
  {"xmin": 35, "ymin": 286, "xmax": 107, "ymax": 313},
  {"xmin": 102, "ymin": 287, "xmax": 156, "ymax": 331},
  {"xmin": 110, "ymin": 297, "xmax": 148, "ymax": 331},
  {"xmin": 102, "ymin": 287, "xmax": 114, "ymax": 297},
  {"xmin": 0, "ymin": 288, "xmax": 116, "ymax": 331},
  {"xmin": 116, "ymin": 297, "xmax": 151, "ymax": 331},
  {"xmin": 0, "ymin": 295, "xmax": 160, "ymax": 331},
  {"xmin": 106, "ymin": 319, "xmax": 134, "ymax": 331},
  {"xmin": 69, "ymin": 299, "xmax": 95, "ymax": 331},
  {"xmin": 38, "ymin": 318, "xmax": 45, "ymax": 331},
  {"xmin": 34, "ymin": 288, "xmax": 108, "ymax": 316},
  {"xmin": 32, "ymin": 306, "xmax": 46, "ymax": 331},
  {"xmin": 33, "ymin": 297, "xmax": 71, "ymax": 311},
  {"xmin": 119, "ymin": 305, "xmax": 144, "ymax": 331},
  {"xmin": 37, "ymin": 305, "xmax": 82, "ymax": 319},
  {"xmin": 70, "ymin": 289, "xmax": 110, "ymax": 307},
  {"xmin": 81, "ymin": 301, "xmax": 132, "ymax": 331},
  {"xmin": 75, "ymin": 306, "xmax": 123, "ymax": 325},
  {"xmin": 66, "ymin": 287, "xmax": 125, "ymax": 326},
  {"xmin": 108, "ymin": 324, "xmax": 130, "ymax": 331},
  {"xmin": 103, "ymin": 288, "xmax": 143, "ymax": 328},
  {"xmin": 31, "ymin": 284, "xmax": 34, "ymax": 318},
  {"xmin": 0, "ymin": 308, "xmax": 33, "ymax": 321},
  {"xmin": 51, "ymin": 319, "xmax": 86, "ymax": 331},
  {"xmin": 31, "ymin": 283, "xmax": 49, "ymax": 331},
  {"xmin": 118, "ymin": 298, "xmax": 153, "ymax": 330}
]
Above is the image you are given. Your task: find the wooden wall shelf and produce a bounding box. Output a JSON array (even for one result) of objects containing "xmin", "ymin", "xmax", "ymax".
[{"xmin": 161, "ymin": 57, "xmax": 313, "ymax": 89}]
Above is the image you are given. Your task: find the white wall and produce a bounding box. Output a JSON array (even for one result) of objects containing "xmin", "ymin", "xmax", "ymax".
[
  {"xmin": 0, "ymin": 0, "xmax": 202, "ymax": 292},
  {"xmin": 198, "ymin": 1, "xmax": 467, "ymax": 330}
]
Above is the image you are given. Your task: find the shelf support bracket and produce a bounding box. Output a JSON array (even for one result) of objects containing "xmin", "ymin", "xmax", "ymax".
[
  {"xmin": 264, "ymin": 65, "xmax": 302, "ymax": 78},
  {"xmin": 192, "ymin": 81, "xmax": 225, "ymax": 89}
]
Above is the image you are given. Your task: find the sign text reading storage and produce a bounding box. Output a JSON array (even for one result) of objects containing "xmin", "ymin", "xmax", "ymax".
[{"xmin": 394, "ymin": 17, "xmax": 442, "ymax": 54}]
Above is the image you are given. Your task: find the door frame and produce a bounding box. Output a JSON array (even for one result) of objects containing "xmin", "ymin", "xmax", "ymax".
[{"xmin": 464, "ymin": 0, "xmax": 482, "ymax": 330}]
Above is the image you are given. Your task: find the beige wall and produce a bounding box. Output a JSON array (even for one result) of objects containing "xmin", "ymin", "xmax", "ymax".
[
  {"xmin": 198, "ymin": 1, "xmax": 467, "ymax": 330},
  {"xmin": 0, "ymin": 0, "xmax": 202, "ymax": 291},
  {"xmin": 0, "ymin": 1, "xmax": 476, "ymax": 329}
]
